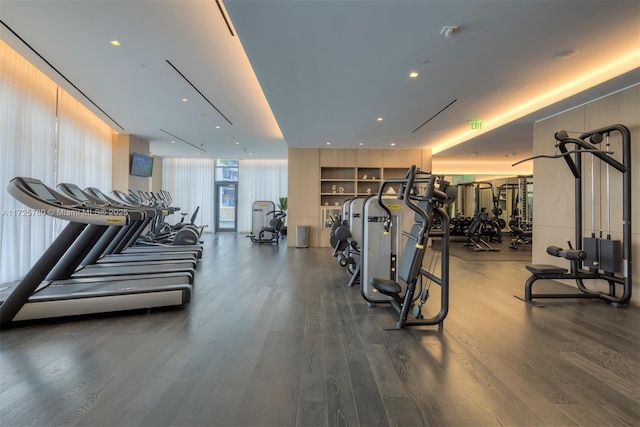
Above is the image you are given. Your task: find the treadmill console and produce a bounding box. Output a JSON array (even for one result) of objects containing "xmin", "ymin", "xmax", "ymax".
[
  {"xmin": 66, "ymin": 184, "xmax": 91, "ymax": 202},
  {"xmin": 17, "ymin": 178, "xmax": 61, "ymax": 205}
]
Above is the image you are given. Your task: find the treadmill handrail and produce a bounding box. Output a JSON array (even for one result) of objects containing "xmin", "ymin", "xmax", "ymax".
[{"xmin": 8, "ymin": 177, "xmax": 128, "ymax": 226}]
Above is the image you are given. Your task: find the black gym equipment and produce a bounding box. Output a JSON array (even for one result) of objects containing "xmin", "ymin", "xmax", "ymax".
[
  {"xmin": 247, "ymin": 200, "xmax": 287, "ymax": 244},
  {"xmin": 328, "ymin": 198, "xmax": 361, "ymax": 277},
  {"xmin": 0, "ymin": 177, "xmax": 193, "ymax": 327},
  {"xmin": 369, "ymin": 165, "xmax": 455, "ymax": 329},
  {"xmin": 508, "ymin": 215, "xmax": 532, "ymax": 249},
  {"xmin": 82, "ymin": 186, "xmax": 202, "ymax": 262},
  {"xmin": 514, "ymin": 124, "xmax": 632, "ymax": 307},
  {"xmin": 464, "ymin": 211, "xmax": 500, "ymax": 252}
]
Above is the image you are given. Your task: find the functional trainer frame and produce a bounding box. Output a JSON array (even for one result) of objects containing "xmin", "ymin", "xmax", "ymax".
[{"xmin": 517, "ymin": 124, "xmax": 632, "ymax": 307}]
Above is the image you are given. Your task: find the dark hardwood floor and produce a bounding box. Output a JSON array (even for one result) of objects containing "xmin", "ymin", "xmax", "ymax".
[{"xmin": 1, "ymin": 233, "xmax": 638, "ymax": 426}]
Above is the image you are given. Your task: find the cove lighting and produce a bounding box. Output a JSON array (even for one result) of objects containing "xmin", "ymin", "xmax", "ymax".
[{"xmin": 430, "ymin": 48, "xmax": 640, "ymax": 155}]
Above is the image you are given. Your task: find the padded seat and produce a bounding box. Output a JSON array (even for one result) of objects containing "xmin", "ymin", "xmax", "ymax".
[
  {"xmin": 371, "ymin": 277, "xmax": 402, "ymax": 294},
  {"xmin": 525, "ymin": 264, "xmax": 568, "ymax": 275}
]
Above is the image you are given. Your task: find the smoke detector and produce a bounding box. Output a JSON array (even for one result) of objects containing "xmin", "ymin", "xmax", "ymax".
[{"xmin": 441, "ymin": 26, "xmax": 458, "ymax": 38}]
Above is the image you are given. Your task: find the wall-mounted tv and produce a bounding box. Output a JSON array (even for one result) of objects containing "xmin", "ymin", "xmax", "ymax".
[{"xmin": 130, "ymin": 152, "xmax": 154, "ymax": 177}]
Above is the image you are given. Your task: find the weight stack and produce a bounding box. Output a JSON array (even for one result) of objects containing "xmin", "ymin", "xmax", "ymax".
[
  {"xmin": 598, "ymin": 239, "xmax": 622, "ymax": 273},
  {"xmin": 583, "ymin": 237, "xmax": 599, "ymax": 271}
]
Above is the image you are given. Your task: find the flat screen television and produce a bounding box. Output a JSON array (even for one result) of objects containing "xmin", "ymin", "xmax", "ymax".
[{"xmin": 130, "ymin": 152, "xmax": 154, "ymax": 177}]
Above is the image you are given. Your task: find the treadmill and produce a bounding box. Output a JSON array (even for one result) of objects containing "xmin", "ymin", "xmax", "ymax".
[
  {"xmin": 0, "ymin": 177, "xmax": 192, "ymax": 326},
  {"xmin": 52, "ymin": 184, "xmax": 198, "ymax": 280},
  {"xmin": 49, "ymin": 184, "xmax": 197, "ymax": 281},
  {"xmin": 84, "ymin": 186, "xmax": 204, "ymax": 259}
]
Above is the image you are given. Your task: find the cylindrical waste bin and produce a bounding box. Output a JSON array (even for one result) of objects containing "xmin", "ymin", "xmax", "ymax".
[{"xmin": 296, "ymin": 225, "xmax": 309, "ymax": 248}]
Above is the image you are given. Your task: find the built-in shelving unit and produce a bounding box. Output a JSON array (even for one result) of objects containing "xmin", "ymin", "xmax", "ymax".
[
  {"xmin": 320, "ymin": 166, "xmax": 413, "ymax": 227},
  {"xmin": 286, "ymin": 147, "xmax": 428, "ymax": 247},
  {"xmin": 320, "ymin": 167, "xmax": 356, "ymax": 208}
]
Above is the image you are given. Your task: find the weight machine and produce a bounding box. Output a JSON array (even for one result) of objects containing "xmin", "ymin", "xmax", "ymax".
[
  {"xmin": 515, "ymin": 124, "xmax": 632, "ymax": 307},
  {"xmin": 368, "ymin": 166, "xmax": 457, "ymax": 329}
]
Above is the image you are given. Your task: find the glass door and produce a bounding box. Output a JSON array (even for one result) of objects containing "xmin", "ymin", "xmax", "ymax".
[{"xmin": 215, "ymin": 182, "xmax": 237, "ymax": 232}]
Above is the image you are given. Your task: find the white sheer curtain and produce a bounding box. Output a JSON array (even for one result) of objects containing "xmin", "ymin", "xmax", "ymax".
[
  {"xmin": 238, "ymin": 159, "xmax": 288, "ymax": 233},
  {"xmin": 55, "ymin": 90, "xmax": 113, "ymax": 234},
  {"xmin": 56, "ymin": 90, "xmax": 112, "ymax": 190},
  {"xmin": 161, "ymin": 158, "xmax": 215, "ymax": 233},
  {"xmin": 0, "ymin": 40, "xmax": 113, "ymax": 283},
  {"xmin": 0, "ymin": 40, "xmax": 58, "ymax": 283}
]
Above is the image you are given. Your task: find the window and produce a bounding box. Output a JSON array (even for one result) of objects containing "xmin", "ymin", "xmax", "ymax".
[{"xmin": 215, "ymin": 159, "xmax": 239, "ymax": 182}]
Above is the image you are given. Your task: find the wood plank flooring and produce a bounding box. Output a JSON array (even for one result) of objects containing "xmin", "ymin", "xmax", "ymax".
[{"xmin": 1, "ymin": 233, "xmax": 638, "ymax": 426}]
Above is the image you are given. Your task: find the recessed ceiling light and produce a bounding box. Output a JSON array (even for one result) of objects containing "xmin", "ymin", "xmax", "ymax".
[
  {"xmin": 181, "ymin": 98, "xmax": 188, "ymax": 102},
  {"xmin": 359, "ymin": 142, "xmax": 364, "ymax": 146},
  {"xmin": 390, "ymin": 142, "xmax": 396, "ymax": 146},
  {"xmin": 110, "ymin": 40, "xmax": 120, "ymax": 46},
  {"xmin": 215, "ymin": 125, "xmax": 221, "ymax": 129},
  {"xmin": 377, "ymin": 117, "xmax": 383, "ymax": 122},
  {"xmin": 171, "ymin": 140, "xmax": 175, "ymax": 144},
  {"xmin": 326, "ymin": 142, "xmax": 331, "ymax": 145},
  {"xmin": 554, "ymin": 48, "xmax": 580, "ymax": 59},
  {"xmin": 235, "ymin": 141, "xmax": 240, "ymax": 145},
  {"xmin": 409, "ymin": 72, "xmax": 419, "ymax": 78}
]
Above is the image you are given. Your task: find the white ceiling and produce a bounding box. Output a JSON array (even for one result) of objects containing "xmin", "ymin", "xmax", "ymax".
[{"xmin": 1, "ymin": 1, "xmax": 639, "ymax": 171}]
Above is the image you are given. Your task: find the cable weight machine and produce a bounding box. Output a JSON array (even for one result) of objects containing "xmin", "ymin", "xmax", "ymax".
[{"xmin": 514, "ymin": 124, "xmax": 632, "ymax": 307}]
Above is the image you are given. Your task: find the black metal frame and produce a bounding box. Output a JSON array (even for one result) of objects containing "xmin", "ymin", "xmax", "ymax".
[
  {"xmin": 369, "ymin": 165, "xmax": 451, "ymax": 329},
  {"xmin": 247, "ymin": 210, "xmax": 287, "ymax": 245},
  {"xmin": 519, "ymin": 124, "xmax": 632, "ymax": 307}
]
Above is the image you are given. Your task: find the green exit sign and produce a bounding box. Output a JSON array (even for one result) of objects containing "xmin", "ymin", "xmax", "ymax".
[{"xmin": 469, "ymin": 120, "xmax": 483, "ymax": 130}]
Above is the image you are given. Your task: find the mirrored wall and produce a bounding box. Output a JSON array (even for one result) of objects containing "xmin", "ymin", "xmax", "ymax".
[{"xmin": 446, "ymin": 175, "xmax": 533, "ymax": 237}]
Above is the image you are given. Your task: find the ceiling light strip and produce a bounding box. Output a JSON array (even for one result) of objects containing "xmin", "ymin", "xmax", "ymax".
[
  {"xmin": 166, "ymin": 60, "xmax": 233, "ymax": 126},
  {"xmin": 160, "ymin": 129, "xmax": 206, "ymax": 152},
  {"xmin": 0, "ymin": 20, "xmax": 125, "ymax": 131},
  {"xmin": 215, "ymin": 0, "xmax": 235, "ymax": 37},
  {"xmin": 411, "ymin": 99, "xmax": 458, "ymax": 134}
]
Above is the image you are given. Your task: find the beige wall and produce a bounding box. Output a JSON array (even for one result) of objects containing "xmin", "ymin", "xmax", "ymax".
[
  {"xmin": 533, "ymin": 84, "xmax": 639, "ymax": 305},
  {"xmin": 152, "ymin": 157, "xmax": 163, "ymax": 193},
  {"xmin": 287, "ymin": 148, "xmax": 432, "ymax": 248},
  {"xmin": 287, "ymin": 148, "xmax": 321, "ymax": 247},
  {"xmin": 111, "ymin": 134, "xmax": 129, "ymax": 191}
]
